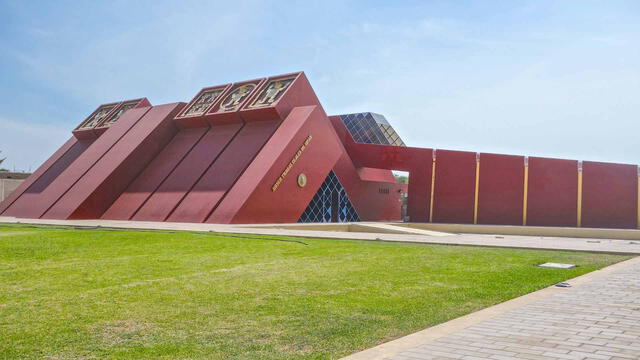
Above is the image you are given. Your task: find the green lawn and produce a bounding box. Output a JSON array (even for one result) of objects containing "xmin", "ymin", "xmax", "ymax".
[{"xmin": 0, "ymin": 224, "xmax": 629, "ymax": 360}]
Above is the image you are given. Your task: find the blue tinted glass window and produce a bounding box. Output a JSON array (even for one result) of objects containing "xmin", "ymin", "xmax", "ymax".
[{"xmin": 298, "ymin": 171, "xmax": 360, "ymax": 223}]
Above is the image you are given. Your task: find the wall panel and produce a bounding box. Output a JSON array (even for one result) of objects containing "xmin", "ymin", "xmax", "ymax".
[
  {"xmin": 3, "ymin": 107, "xmax": 150, "ymax": 219},
  {"xmin": 132, "ymin": 123, "xmax": 242, "ymax": 222},
  {"xmin": 43, "ymin": 103, "xmax": 183, "ymax": 219},
  {"xmin": 0, "ymin": 138, "xmax": 91, "ymax": 215},
  {"xmin": 477, "ymin": 153, "xmax": 524, "ymax": 225},
  {"xmin": 526, "ymin": 157, "xmax": 578, "ymax": 227},
  {"xmin": 581, "ymin": 161, "xmax": 638, "ymax": 229},
  {"xmin": 212, "ymin": 106, "xmax": 343, "ymax": 224},
  {"xmin": 172, "ymin": 120, "xmax": 280, "ymax": 223},
  {"xmin": 432, "ymin": 149, "xmax": 476, "ymax": 224},
  {"xmin": 101, "ymin": 127, "xmax": 208, "ymax": 220}
]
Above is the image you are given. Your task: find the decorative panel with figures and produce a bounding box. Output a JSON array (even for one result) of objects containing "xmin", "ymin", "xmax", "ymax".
[
  {"xmin": 248, "ymin": 77, "xmax": 295, "ymax": 108},
  {"xmin": 77, "ymin": 104, "xmax": 118, "ymax": 130},
  {"xmin": 97, "ymin": 99, "xmax": 149, "ymax": 129},
  {"xmin": 180, "ymin": 88, "xmax": 225, "ymax": 117}
]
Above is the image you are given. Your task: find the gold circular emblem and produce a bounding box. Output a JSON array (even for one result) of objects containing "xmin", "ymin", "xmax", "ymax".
[{"xmin": 297, "ymin": 173, "xmax": 307, "ymax": 188}]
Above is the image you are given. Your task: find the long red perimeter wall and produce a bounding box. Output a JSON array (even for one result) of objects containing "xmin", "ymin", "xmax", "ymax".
[
  {"xmin": 428, "ymin": 150, "xmax": 640, "ymax": 229},
  {"xmin": 344, "ymin": 138, "xmax": 639, "ymax": 229}
]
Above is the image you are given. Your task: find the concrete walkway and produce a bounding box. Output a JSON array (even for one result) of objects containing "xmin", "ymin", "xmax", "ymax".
[
  {"xmin": 1, "ymin": 217, "xmax": 640, "ymax": 254},
  {"xmin": 344, "ymin": 256, "xmax": 640, "ymax": 360}
]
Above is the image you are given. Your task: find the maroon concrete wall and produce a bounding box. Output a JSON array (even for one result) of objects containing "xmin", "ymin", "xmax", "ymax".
[
  {"xmin": 581, "ymin": 161, "xmax": 638, "ymax": 229},
  {"xmin": 3, "ymin": 107, "xmax": 152, "ymax": 219},
  {"xmin": 526, "ymin": 157, "xmax": 578, "ymax": 227},
  {"xmin": 0, "ymin": 137, "xmax": 90, "ymax": 215},
  {"xmin": 132, "ymin": 122, "xmax": 242, "ymax": 222},
  {"xmin": 477, "ymin": 153, "xmax": 524, "ymax": 225},
  {"xmin": 432, "ymin": 150, "xmax": 476, "ymax": 224},
  {"xmin": 172, "ymin": 120, "xmax": 280, "ymax": 223},
  {"xmin": 43, "ymin": 103, "xmax": 184, "ymax": 219},
  {"xmin": 211, "ymin": 106, "xmax": 342, "ymax": 224},
  {"xmin": 27, "ymin": 140, "xmax": 94, "ymax": 194},
  {"xmin": 340, "ymin": 141, "xmax": 432, "ymax": 223},
  {"xmin": 101, "ymin": 127, "xmax": 208, "ymax": 220},
  {"xmin": 330, "ymin": 154, "xmax": 403, "ymax": 222}
]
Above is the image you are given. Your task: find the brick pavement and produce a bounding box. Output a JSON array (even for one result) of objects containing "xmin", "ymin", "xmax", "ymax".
[{"xmin": 387, "ymin": 259, "xmax": 640, "ymax": 360}]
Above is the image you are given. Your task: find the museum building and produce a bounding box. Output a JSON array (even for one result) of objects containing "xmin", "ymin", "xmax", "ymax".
[{"xmin": 1, "ymin": 72, "xmax": 638, "ymax": 229}]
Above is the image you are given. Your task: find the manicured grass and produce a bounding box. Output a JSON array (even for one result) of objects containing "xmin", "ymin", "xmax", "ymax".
[{"xmin": 0, "ymin": 224, "xmax": 629, "ymax": 359}]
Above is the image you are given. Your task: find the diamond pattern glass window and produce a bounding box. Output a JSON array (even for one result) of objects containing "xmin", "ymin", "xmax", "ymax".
[
  {"xmin": 339, "ymin": 112, "xmax": 406, "ymax": 146},
  {"xmin": 298, "ymin": 171, "xmax": 360, "ymax": 223}
]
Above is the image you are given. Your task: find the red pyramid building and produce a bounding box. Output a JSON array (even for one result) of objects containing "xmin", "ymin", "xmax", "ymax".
[{"xmin": 1, "ymin": 72, "xmax": 638, "ymax": 228}]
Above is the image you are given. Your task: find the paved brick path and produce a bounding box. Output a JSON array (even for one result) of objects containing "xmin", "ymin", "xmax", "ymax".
[{"xmin": 388, "ymin": 261, "xmax": 640, "ymax": 360}]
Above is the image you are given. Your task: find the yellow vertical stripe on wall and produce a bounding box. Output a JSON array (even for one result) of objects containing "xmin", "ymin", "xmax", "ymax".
[
  {"xmin": 473, "ymin": 159, "xmax": 480, "ymax": 224},
  {"xmin": 522, "ymin": 164, "xmax": 529, "ymax": 226},
  {"xmin": 429, "ymin": 156, "xmax": 436, "ymax": 223},
  {"xmin": 577, "ymin": 168, "xmax": 583, "ymax": 227}
]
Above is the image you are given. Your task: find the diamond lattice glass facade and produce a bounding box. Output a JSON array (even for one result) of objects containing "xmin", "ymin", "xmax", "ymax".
[
  {"xmin": 298, "ymin": 171, "xmax": 360, "ymax": 223},
  {"xmin": 339, "ymin": 112, "xmax": 406, "ymax": 146}
]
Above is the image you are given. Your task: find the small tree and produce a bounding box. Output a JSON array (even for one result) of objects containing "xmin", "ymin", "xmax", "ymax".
[{"xmin": 394, "ymin": 174, "xmax": 408, "ymax": 184}]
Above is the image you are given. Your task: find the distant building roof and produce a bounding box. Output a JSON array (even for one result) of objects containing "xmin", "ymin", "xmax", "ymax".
[{"xmin": 0, "ymin": 171, "xmax": 31, "ymax": 180}]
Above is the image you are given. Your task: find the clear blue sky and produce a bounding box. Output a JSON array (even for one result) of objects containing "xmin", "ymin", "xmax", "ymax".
[{"xmin": 1, "ymin": 0, "xmax": 638, "ymax": 171}]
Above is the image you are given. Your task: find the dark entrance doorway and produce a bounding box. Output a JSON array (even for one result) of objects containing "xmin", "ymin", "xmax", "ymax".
[{"xmin": 393, "ymin": 171, "xmax": 409, "ymax": 221}]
